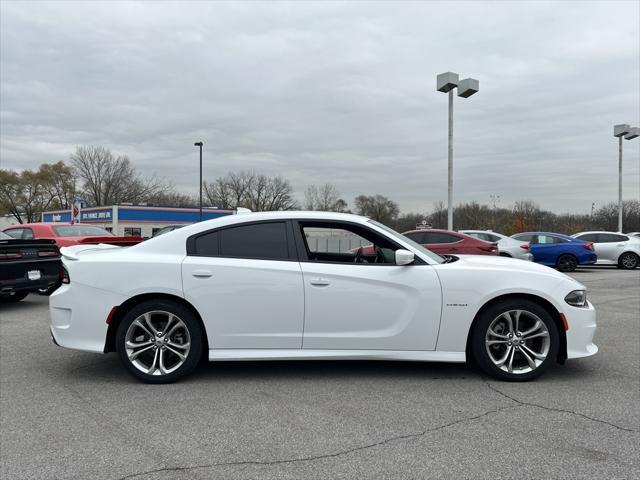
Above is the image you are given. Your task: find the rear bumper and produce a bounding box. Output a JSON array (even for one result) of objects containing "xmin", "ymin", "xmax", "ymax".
[
  {"xmin": 579, "ymin": 253, "xmax": 598, "ymax": 265},
  {"xmin": 49, "ymin": 283, "xmax": 120, "ymax": 353},
  {"xmin": 1, "ymin": 274, "xmax": 60, "ymax": 294},
  {"xmin": 565, "ymin": 301, "xmax": 598, "ymax": 359}
]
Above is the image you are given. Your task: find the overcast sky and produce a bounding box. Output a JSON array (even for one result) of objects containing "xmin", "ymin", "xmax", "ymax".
[{"xmin": 1, "ymin": 0, "xmax": 639, "ymax": 214}]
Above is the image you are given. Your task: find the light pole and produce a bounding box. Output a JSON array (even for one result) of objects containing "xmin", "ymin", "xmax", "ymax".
[
  {"xmin": 194, "ymin": 141, "xmax": 203, "ymax": 221},
  {"xmin": 437, "ymin": 72, "xmax": 479, "ymax": 230},
  {"xmin": 613, "ymin": 125, "xmax": 639, "ymax": 232}
]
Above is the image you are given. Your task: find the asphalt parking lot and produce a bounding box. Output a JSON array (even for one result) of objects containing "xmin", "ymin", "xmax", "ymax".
[{"xmin": 1, "ymin": 267, "xmax": 639, "ymax": 480}]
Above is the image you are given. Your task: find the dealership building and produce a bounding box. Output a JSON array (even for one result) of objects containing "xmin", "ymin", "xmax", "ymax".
[{"xmin": 41, "ymin": 205, "xmax": 234, "ymax": 238}]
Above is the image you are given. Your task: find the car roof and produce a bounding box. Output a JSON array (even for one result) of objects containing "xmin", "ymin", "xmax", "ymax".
[
  {"xmin": 574, "ymin": 231, "xmax": 627, "ymax": 235},
  {"xmin": 514, "ymin": 232, "xmax": 575, "ymax": 240},
  {"xmin": 402, "ymin": 228, "xmax": 460, "ymax": 234}
]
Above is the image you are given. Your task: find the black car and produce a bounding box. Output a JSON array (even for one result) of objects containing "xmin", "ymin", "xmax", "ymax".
[{"xmin": 0, "ymin": 231, "xmax": 62, "ymax": 302}]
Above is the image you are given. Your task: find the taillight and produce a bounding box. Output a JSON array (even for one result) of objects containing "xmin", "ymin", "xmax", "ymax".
[
  {"xmin": 584, "ymin": 242, "xmax": 594, "ymax": 251},
  {"xmin": 38, "ymin": 250, "xmax": 59, "ymax": 257},
  {"xmin": 520, "ymin": 243, "xmax": 530, "ymax": 250},
  {"xmin": 0, "ymin": 252, "xmax": 22, "ymax": 259},
  {"xmin": 61, "ymin": 266, "xmax": 70, "ymax": 284}
]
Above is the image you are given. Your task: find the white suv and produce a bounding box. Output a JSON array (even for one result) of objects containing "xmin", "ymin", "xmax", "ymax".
[
  {"xmin": 572, "ymin": 232, "xmax": 640, "ymax": 269},
  {"xmin": 459, "ymin": 230, "xmax": 533, "ymax": 261}
]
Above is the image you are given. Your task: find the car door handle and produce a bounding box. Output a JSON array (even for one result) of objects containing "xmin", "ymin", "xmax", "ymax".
[
  {"xmin": 310, "ymin": 278, "xmax": 330, "ymax": 287},
  {"xmin": 192, "ymin": 270, "xmax": 213, "ymax": 278}
]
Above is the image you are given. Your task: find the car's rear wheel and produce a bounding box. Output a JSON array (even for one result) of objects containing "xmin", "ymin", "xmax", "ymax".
[
  {"xmin": 471, "ymin": 299, "xmax": 559, "ymax": 381},
  {"xmin": 116, "ymin": 300, "xmax": 203, "ymax": 383},
  {"xmin": 556, "ymin": 254, "xmax": 577, "ymax": 272},
  {"xmin": 618, "ymin": 252, "xmax": 638, "ymax": 270}
]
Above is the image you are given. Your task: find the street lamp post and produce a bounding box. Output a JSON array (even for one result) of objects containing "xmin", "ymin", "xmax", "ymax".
[
  {"xmin": 194, "ymin": 141, "xmax": 204, "ymax": 221},
  {"xmin": 613, "ymin": 125, "xmax": 639, "ymax": 232},
  {"xmin": 437, "ymin": 72, "xmax": 479, "ymax": 230}
]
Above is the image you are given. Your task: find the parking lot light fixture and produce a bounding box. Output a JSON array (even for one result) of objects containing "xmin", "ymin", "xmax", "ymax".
[
  {"xmin": 613, "ymin": 125, "xmax": 638, "ymax": 232},
  {"xmin": 194, "ymin": 141, "xmax": 204, "ymax": 221},
  {"xmin": 437, "ymin": 72, "xmax": 479, "ymax": 230}
]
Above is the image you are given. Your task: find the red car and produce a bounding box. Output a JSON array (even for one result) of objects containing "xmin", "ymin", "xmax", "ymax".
[
  {"xmin": 402, "ymin": 228, "xmax": 498, "ymax": 256},
  {"xmin": 2, "ymin": 223, "xmax": 143, "ymax": 248}
]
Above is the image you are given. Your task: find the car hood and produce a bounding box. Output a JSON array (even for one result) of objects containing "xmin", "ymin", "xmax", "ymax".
[{"xmin": 437, "ymin": 254, "xmax": 583, "ymax": 286}]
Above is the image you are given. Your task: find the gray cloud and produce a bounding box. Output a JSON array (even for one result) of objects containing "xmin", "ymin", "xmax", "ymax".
[{"xmin": 1, "ymin": 0, "xmax": 638, "ymax": 214}]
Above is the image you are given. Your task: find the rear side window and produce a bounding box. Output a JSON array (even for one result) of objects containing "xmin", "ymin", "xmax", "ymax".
[
  {"xmin": 191, "ymin": 222, "xmax": 289, "ymax": 260},
  {"xmin": 4, "ymin": 228, "xmax": 33, "ymax": 239},
  {"xmin": 425, "ymin": 232, "xmax": 460, "ymax": 244},
  {"xmin": 514, "ymin": 234, "xmax": 535, "ymax": 243},
  {"xmin": 598, "ymin": 233, "xmax": 628, "ymax": 243}
]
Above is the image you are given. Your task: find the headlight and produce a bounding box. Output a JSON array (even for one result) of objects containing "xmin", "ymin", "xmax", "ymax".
[{"xmin": 565, "ymin": 290, "xmax": 587, "ymax": 307}]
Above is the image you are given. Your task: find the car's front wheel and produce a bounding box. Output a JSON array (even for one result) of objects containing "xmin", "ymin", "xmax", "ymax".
[
  {"xmin": 116, "ymin": 300, "xmax": 203, "ymax": 383},
  {"xmin": 618, "ymin": 252, "xmax": 639, "ymax": 270},
  {"xmin": 471, "ymin": 299, "xmax": 559, "ymax": 381}
]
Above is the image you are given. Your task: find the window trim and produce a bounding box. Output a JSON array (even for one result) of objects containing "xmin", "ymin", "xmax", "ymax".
[
  {"xmin": 292, "ymin": 219, "xmax": 425, "ymax": 266},
  {"xmin": 186, "ymin": 220, "xmax": 297, "ymax": 261}
]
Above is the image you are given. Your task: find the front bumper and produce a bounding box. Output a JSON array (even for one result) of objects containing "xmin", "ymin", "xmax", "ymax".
[{"xmin": 565, "ymin": 300, "xmax": 598, "ymax": 359}]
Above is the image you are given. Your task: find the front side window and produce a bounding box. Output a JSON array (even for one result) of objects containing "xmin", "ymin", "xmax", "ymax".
[
  {"xmin": 576, "ymin": 233, "xmax": 598, "ymax": 242},
  {"xmin": 514, "ymin": 234, "xmax": 536, "ymax": 243},
  {"xmin": 124, "ymin": 227, "xmax": 142, "ymax": 237},
  {"xmin": 403, "ymin": 231, "xmax": 426, "ymax": 243},
  {"xmin": 538, "ymin": 235, "xmax": 566, "ymax": 244},
  {"xmin": 4, "ymin": 229, "xmax": 23, "ymax": 239},
  {"xmin": 300, "ymin": 222, "xmax": 399, "ymax": 264}
]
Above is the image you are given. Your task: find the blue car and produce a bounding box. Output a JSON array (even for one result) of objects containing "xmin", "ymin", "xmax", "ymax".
[{"xmin": 511, "ymin": 232, "xmax": 597, "ymax": 272}]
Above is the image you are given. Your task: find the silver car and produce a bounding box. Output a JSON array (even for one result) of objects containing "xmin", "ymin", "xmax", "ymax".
[
  {"xmin": 459, "ymin": 230, "xmax": 533, "ymax": 261},
  {"xmin": 572, "ymin": 231, "xmax": 640, "ymax": 269}
]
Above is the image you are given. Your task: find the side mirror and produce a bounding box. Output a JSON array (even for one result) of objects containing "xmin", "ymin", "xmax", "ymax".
[{"xmin": 395, "ymin": 249, "xmax": 415, "ymax": 266}]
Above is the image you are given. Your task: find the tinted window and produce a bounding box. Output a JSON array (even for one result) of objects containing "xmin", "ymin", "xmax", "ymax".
[
  {"xmin": 219, "ymin": 222, "xmax": 289, "ymax": 260},
  {"xmin": 194, "ymin": 231, "xmax": 219, "ymax": 256},
  {"xmin": 425, "ymin": 232, "xmax": 460, "ymax": 244},
  {"xmin": 576, "ymin": 233, "xmax": 598, "ymax": 242},
  {"xmin": 53, "ymin": 225, "xmax": 113, "ymax": 237},
  {"xmin": 514, "ymin": 234, "xmax": 535, "ymax": 243},
  {"xmin": 404, "ymin": 231, "xmax": 426, "ymax": 243},
  {"xmin": 598, "ymin": 233, "xmax": 628, "ymax": 243},
  {"xmin": 4, "ymin": 229, "xmax": 23, "ymax": 239}
]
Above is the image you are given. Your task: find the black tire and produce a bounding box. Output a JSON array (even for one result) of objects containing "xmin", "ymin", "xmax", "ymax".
[
  {"xmin": 1, "ymin": 291, "xmax": 29, "ymax": 303},
  {"xmin": 116, "ymin": 300, "xmax": 203, "ymax": 383},
  {"xmin": 617, "ymin": 252, "xmax": 639, "ymax": 270},
  {"xmin": 499, "ymin": 253, "xmax": 512, "ymax": 258},
  {"xmin": 556, "ymin": 254, "xmax": 578, "ymax": 272},
  {"xmin": 471, "ymin": 299, "xmax": 559, "ymax": 381}
]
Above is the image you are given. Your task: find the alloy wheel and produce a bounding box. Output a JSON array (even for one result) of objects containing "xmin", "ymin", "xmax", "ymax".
[
  {"xmin": 620, "ymin": 253, "xmax": 638, "ymax": 269},
  {"xmin": 124, "ymin": 311, "xmax": 191, "ymax": 376},
  {"xmin": 485, "ymin": 309, "xmax": 551, "ymax": 374}
]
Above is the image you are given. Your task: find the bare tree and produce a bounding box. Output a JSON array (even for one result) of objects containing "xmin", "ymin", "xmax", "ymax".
[
  {"xmin": 304, "ymin": 183, "xmax": 348, "ymax": 211},
  {"xmin": 354, "ymin": 194, "xmax": 399, "ymax": 225},
  {"xmin": 204, "ymin": 171, "xmax": 297, "ymax": 211},
  {"xmin": 71, "ymin": 146, "xmax": 167, "ymax": 206}
]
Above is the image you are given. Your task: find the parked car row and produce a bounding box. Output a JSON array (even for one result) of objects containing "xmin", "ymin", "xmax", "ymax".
[{"xmin": 1, "ymin": 223, "xmax": 143, "ymax": 302}]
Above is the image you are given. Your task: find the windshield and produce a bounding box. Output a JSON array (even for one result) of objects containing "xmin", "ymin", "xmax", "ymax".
[
  {"xmin": 53, "ymin": 225, "xmax": 114, "ymax": 237},
  {"xmin": 368, "ymin": 220, "xmax": 444, "ymax": 264}
]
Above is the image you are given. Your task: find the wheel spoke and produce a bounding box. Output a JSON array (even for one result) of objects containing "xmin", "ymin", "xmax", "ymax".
[
  {"xmin": 488, "ymin": 327, "xmax": 509, "ymax": 339},
  {"xmin": 521, "ymin": 344, "xmax": 546, "ymax": 360},
  {"xmin": 143, "ymin": 313, "xmax": 159, "ymax": 335},
  {"xmin": 146, "ymin": 348, "xmax": 160, "ymax": 374},
  {"xmin": 520, "ymin": 320, "xmax": 542, "ymax": 337},
  {"xmin": 507, "ymin": 347, "xmax": 516, "ymax": 373},
  {"xmin": 495, "ymin": 346, "xmax": 513, "ymax": 367},
  {"xmin": 159, "ymin": 349, "xmax": 168, "ymax": 375},
  {"xmin": 129, "ymin": 344, "xmax": 153, "ymax": 360},
  {"xmin": 166, "ymin": 322, "xmax": 181, "ymax": 338},
  {"xmin": 126, "ymin": 339, "xmax": 152, "ymax": 349},
  {"xmin": 487, "ymin": 339, "xmax": 510, "ymax": 345},
  {"xmin": 522, "ymin": 331, "xmax": 549, "ymax": 341},
  {"xmin": 513, "ymin": 310, "xmax": 522, "ymax": 333},
  {"xmin": 166, "ymin": 345, "xmax": 187, "ymax": 360},
  {"xmin": 163, "ymin": 314, "xmax": 175, "ymax": 335},
  {"xmin": 519, "ymin": 346, "xmax": 537, "ymax": 369},
  {"xmin": 167, "ymin": 341, "xmax": 190, "ymax": 350},
  {"xmin": 500, "ymin": 312, "xmax": 514, "ymax": 334},
  {"xmin": 133, "ymin": 319, "xmax": 153, "ymax": 338}
]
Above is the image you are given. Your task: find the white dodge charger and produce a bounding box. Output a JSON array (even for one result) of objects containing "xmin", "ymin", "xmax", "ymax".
[{"xmin": 50, "ymin": 211, "xmax": 597, "ymax": 383}]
